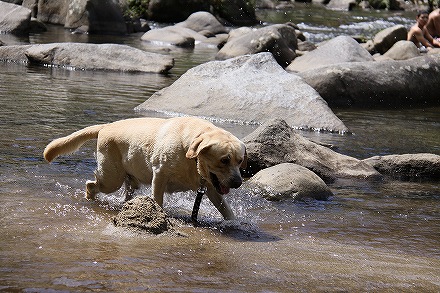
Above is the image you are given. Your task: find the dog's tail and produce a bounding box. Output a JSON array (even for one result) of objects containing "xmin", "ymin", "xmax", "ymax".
[{"xmin": 43, "ymin": 124, "xmax": 107, "ymax": 162}]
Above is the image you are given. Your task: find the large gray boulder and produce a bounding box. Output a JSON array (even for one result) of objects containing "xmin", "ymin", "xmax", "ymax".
[
  {"xmin": 286, "ymin": 36, "xmax": 374, "ymax": 72},
  {"xmin": 298, "ymin": 54, "xmax": 440, "ymax": 108},
  {"xmin": 242, "ymin": 119, "xmax": 381, "ymax": 182},
  {"xmin": 34, "ymin": 0, "xmax": 126, "ymax": 34},
  {"xmin": 136, "ymin": 53, "xmax": 348, "ymax": 133},
  {"xmin": 216, "ymin": 23, "xmax": 298, "ymax": 68},
  {"xmin": 0, "ymin": 2, "xmax": 31, "ymax": 34},
  {"xmin": 363, "ymin": 153, "xmax": 440, "ymax": 181},
  {"xmin": 25, "ymin": 43, "xmax": 174, "ymax": 72},
  {"xmin": 373, "ymin": 25, "xmax": 407, "ymax": 55},
  {"xmin": 246, "ymin": 163, "xmax": 333, "ymax": 201},
  {"xmin": 0, "ymin": 43, "xmax": 174, "ymax": 73},
  {"xmin": 65, "ymin": 0, "xmax": 126, "ymax": 34},
  {"xmin": 36, "ymin": 0, "xmax": 68, "ymax": 25}
]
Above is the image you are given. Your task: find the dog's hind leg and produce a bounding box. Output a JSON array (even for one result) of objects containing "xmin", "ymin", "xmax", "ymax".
[
  {"xmin": 124, "ymin": 175, "xmax": 139, "ymax": 201},
  {"xmin": 86, "ymin": 179, "xmax": 98, "ymax": 200},
  {"xmin": 86, "ymin": 140, "xmax": 125, "ymax": 199}
]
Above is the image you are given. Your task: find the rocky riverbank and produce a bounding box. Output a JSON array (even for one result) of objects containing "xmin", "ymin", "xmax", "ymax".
[{"xmin": 1, "ymin": 1, "xmax": 439, "ymax": 230}]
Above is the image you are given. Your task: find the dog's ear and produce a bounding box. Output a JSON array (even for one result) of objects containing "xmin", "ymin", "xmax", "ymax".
[
  {"xmin": 186, "ymin": 134, "xmax": 213, "ymax": 159},
  {"xmin": 240, "ymin": 148, "xmax": 248, "ymax": 169}
]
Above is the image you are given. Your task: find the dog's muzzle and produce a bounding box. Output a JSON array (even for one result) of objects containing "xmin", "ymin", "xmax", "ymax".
[{"xmin": 210, "ymin": 172, "xmax": 242, "ymax": 195}]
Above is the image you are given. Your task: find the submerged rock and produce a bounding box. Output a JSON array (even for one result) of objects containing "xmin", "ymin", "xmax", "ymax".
[
  {"xmin": 246, "ymin": 163, "xmax": 333, "ymax": 201},
  {"xmin": 112, "ymin": 196, "xmax": 171, "ymax": 234},
  {"xmin": 136, "ymin": 53, "xmax": 348, "ymax": 133},
  {"xmin": 363, "ymin": 153, "xmax": 440, "ymax": 181},
  {"xmin": 242, "ymin": 119, "xmax": 381, "ymax": 182}
]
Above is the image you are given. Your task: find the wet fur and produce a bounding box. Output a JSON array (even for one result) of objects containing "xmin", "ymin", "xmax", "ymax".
[{"xmin": 43, "ymin": 117, "xmax": 247, "ymax": 220}]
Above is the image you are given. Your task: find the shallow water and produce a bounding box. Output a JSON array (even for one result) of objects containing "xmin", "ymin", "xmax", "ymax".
[{"xmin": 1, "ymin": 6, "xmax": 440, "ymax": 292}]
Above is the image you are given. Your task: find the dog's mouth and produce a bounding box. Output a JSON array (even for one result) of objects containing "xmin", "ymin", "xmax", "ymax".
[{"xmin": 210, "ymin": 172, "xmax": 230, "ymax": 195}]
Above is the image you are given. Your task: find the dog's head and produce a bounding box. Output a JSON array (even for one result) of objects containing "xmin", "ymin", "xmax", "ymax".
[{"xmin": 186, "ymin": 130, "xmax": 247, "ymax": 195}]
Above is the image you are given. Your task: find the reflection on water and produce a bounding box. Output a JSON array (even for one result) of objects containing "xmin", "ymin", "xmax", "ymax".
[{"xmin": 1, "ymin": 6, "xmax": 439, "ymax": 292}]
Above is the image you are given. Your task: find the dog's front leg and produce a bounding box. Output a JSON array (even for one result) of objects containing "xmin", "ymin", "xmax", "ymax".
[
  {"xmin": 151, "ymin": 168, "xmax": 166, "ymax": 207},
  {"xmin": 206, "ymin": 189, "xmax": 235, "ymax": 220}
]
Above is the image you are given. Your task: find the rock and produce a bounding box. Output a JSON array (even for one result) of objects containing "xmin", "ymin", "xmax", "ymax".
[
  {"xmin": 216, "ymin": 23, "xmax": 298, "ymax": 68},
  {"xmin": 211, "ymin": 0, "xmax": 258, "ymax": 26},
  {"xmin": 242, "ymin": 119, "xmax": 381, "ymax": 182},
  {"xmin": 36, "ymin": 0, "xmax": 69, "ymax": 25},
  {"xmin": 29, "ymin": 17, "xmax": 47, "ymax": 33},
  {"xmin": 286, "ymin": 36, "xmax": 374, "ymax": 72},
  {"xmin": 64, "ymin": 0, "xmax": 127, "ymax": 34},
  {"xmin": 141, "ymin": 26, "xmax": 202, "ymax": 48},
  {"xmin": 257, "ymin": 0, "xmax": 277, "ymax": 9},
  {"xmin": 326, "ymin": 0, "xmax": 357, "ymax": 10},
  {"xmin": 148, "ymin": 0, "xmax": 210, "ymax": 23},
  {"xmin": 0, "ymin": 2, "xmax": 31, "ymax": 34},
  {"xmin": 0, "ymin": 43, "xmax": 174, "ymax": 73},
  {"xmin": 0, "ymin": 44, "xmax": 32, "ymax": 63},
  {"xmin": 383, "ymin": 40, "xmax": 420, "ymax": 60},
  {"xmin": 228, "ymin": 26, "xmax": 253, "ymax": 39},
  {"xmin": 112, "ymin": 196, "xmax": 171, "ymax": 234},
  {"xmin": 126, "ymin": 18, "xmax": 150, "ymax": 34},
  {"xmin": 22, "ymin": 0, "xmax": 38, "ymax": 18},
  {"xmin": 136, "ymin": 53, "xmax": 348, "ymax": 133},
  {"xmin": 26, "ymin": 43, "xmax": 174, "ymax": 72},
  {"xmin": 175, "ymin": 11, "xmax": 227, "ymax": 35},
  {"xmin": 363, "ymin": 153, "xmax": 440, "ymax": 181},
  {"xmin": 246, "ymin": 163, "xmax": 333, "ymax": 201},
  {"xmin": 362, "ymin": 39, "xmax": 376, "ymax": 54},
  {"xmin": 298, "ymin": 54, "xmax": 440, "ymax": 108},
  {"xmin": 297, "ymin": 40, "xmax": 317, "ymax": 52},
  {"xmin": 33, "ymin": 0, "xmax": 126, "ymax": 34},
  {"xmin": 373, "ymin": 25, "xmax": 407, "ymax": 55},
  {"xmin": 428, "ymin": 48, "xmax": 440, "ymax": 55}
]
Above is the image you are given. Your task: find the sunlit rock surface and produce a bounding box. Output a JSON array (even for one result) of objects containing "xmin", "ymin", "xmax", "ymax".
[
  {"xmin": 136, "ymin": 52, "xmax": 348, "ymax": 133},
  {"xmin": 242, "ymin": 119, "xmax": 381, "ymax": 182},
  {"xmin": 0, "ymin": 43, "xmax": 174, "ymax": 73},
  {"xmin": 363, "ymin": 153, "xmax": 440, "ymax": 181},
  {"xmin": 246, "ymin": 163, "xmax": 333, "ymax": 201},
  {"xmin": 298, "ymin": 54, "xmax": 440, "ymax": 108}
]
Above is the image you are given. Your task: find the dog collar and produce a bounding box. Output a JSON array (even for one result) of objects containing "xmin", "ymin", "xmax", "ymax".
[{"xmin": 191, "ymin": 157, "xmax": 206, "ymax": 224}]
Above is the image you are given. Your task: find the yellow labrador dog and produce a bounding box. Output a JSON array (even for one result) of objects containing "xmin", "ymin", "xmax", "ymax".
[{"xmin": 44, "ymin": 117, "xmax": 246, "ymax": 220}]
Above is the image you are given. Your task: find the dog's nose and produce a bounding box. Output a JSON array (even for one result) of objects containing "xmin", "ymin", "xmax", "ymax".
[{"xmin": 230, "ymin": 174, "xmax": 242, "ymax": 189}]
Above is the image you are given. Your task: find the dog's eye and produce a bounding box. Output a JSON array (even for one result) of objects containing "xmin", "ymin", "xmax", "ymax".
[{"xmin": 220, "ymin": 157, "xmax": 230, "ymax": 165}]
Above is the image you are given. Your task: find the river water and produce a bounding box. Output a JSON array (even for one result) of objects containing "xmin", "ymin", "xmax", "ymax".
[{"xmin": 1, "ymin": 5, "xmax": 439, "ymax": 292}]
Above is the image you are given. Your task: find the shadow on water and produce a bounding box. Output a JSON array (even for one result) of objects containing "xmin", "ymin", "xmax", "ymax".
[{"xmin": 93, "ymin": 186, "xmax": 283, "ymax": 243}]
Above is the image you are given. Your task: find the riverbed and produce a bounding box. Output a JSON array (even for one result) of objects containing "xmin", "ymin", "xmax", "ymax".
[{"xmin": 1, "ymin": 5, "xmax": 439, "ymax": 292}]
